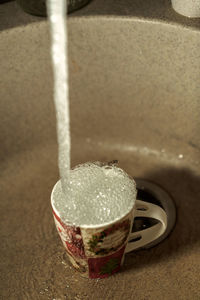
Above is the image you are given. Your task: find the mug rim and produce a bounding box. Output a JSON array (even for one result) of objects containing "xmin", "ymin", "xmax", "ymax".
[{"xmin": 51, "ymin": 179, "xmax": 136, "ymax": 229}]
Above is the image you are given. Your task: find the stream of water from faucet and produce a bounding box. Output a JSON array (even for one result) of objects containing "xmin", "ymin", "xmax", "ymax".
[
  {"xmin": 47, "ymin": 0, "xmax": 70, "ymax": 194},
  {"xmin": 46, "ymin": 0, "xmax": 137, "ymax": 225}
]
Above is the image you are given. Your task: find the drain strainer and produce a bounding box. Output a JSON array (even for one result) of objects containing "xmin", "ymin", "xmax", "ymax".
[{"xmin": 133, "ymin": 178, "xmax": 176, "ymax": 249}]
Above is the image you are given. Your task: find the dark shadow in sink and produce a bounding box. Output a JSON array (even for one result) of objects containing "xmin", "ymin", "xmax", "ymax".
[
  {"xmin": 1, "ymin": 0, "xmax": 200, "ymax": 32},
  {"xmin": 123, "ymin": 166, "xmax": 200, "ymax": 272}
]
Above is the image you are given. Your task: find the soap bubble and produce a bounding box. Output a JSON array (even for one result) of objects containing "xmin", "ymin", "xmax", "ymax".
[{"xmin": 52, "ymin": 162, "xmax": 137, "ymax": 226}]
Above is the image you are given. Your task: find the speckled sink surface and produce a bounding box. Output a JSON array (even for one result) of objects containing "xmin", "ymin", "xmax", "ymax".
[{"xmin": 1, "ymin": 1, "xmax": 200, "ymax": 299}]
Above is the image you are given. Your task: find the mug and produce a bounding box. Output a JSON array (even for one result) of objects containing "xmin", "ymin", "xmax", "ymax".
[{"xmin": 51, "ymin": 179, "xmax": 167, "ymax": 279}]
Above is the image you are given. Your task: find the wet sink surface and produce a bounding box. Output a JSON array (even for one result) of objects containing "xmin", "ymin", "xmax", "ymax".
[
  {"xmin": 1, "ymin": 2, "xmax": 200, "ymax": 299},
  {"xmin": 1, "ymin": 144, "xmax": 200, "ymax": 299}
]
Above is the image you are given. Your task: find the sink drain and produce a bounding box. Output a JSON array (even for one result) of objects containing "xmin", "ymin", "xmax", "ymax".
[{"xmin": 133, "ymin": 178, "xmax": 176, "ymax": 249}]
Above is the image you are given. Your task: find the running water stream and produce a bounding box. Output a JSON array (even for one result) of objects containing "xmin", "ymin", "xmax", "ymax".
[
  {"xmin": 47, "ymin": 0, "xmax": 136, "ymax": 226},
  {"xmin": 47, "ymin": 0, "xmax": 70, "ymax": 195}
]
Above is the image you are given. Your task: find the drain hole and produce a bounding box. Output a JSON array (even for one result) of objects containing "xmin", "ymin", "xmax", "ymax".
[
  {"xmin": 137, "ymin": 187, "xmax": 163, "ymax": 208},
  {"xmin": 132, "ymin": 217, "xmax": 158, "ymax": 232},
  {"xmin": 133, "ymin": 178, "xmax": 176, "ymax": 249},
  {"xmin": 137, "ymin": 206, "xmax": 148, "ymax": 211},
  {"xmin": 129, "ymin": 235, "xmax": 142, "ymax": 243}
]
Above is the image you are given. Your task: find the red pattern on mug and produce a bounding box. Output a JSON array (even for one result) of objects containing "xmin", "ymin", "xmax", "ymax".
[
  {"xmin": 88, "ymin": 246, "xmax": 125, "ymax": 279},
  {"xmin": 53, "ymin": 210, "xmax": 86, "ymax": 258}
]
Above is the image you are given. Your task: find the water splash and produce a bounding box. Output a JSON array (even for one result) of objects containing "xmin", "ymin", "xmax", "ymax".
[{"xmin": 47, "ymin": 0, "xmax": 70, "ymax": 194}]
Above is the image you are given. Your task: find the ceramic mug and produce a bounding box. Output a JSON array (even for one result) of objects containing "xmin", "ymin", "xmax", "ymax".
[{"xmin": 51, "ymin": 180, "xmax": 167, "ymax": 279}]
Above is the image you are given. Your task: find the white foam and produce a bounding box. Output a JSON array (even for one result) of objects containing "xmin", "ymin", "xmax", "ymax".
[{"xmin": 52, "ymin": 162, "xmax": 137, "ymax": 226}]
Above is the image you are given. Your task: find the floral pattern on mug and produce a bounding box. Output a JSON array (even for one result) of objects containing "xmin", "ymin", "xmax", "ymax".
[
  {"xmin": 81, "ymin": 214, "xmax": 132, "ymax": 257},
  {"xmin": 53, "ymin": 211, "xmax": 86, "ymax": 259},
  {"xmin": 88, "ymin": 246, "xmax": 125, "ymax": 279}
]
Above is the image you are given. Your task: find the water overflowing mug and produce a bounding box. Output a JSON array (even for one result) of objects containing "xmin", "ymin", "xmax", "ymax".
[{"xmin": 51, "ymin": 173, "xmax": 167, "ymax": 279}]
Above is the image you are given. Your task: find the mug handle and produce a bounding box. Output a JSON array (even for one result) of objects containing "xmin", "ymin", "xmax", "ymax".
[{"xmin": 125, "ymin": 200, "xmax": 167, "ymax": 253}]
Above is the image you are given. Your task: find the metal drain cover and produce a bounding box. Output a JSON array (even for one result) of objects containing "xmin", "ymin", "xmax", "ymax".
[{"xmin": 133, "ymin": 178, "xmax": 176, "ymax": 249}]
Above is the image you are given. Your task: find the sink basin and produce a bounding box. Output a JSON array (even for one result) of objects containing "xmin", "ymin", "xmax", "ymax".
[{"xmin": 1, "ymin": 1, "xmax": 200, "ymax": 299}]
